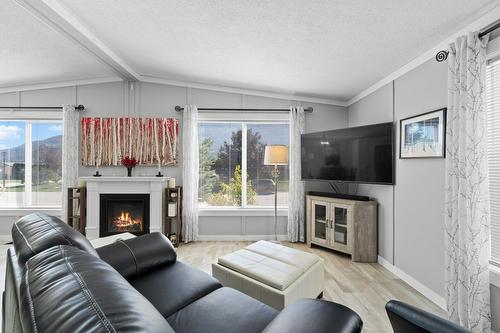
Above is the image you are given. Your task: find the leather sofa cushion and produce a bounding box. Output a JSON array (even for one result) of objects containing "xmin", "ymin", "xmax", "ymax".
[
  {"xmin": 11, "ymin": 213, "xmax": 98, "ymax": 265},
  {"xmin": 4, "ymin": 248, "xmax": 23, "ymax": 333},
  {"xmin": 131, "ymin": 261, "xmax": 222, "ymax": 318},
  {"xmin": 245, "ymin": 240, "xmax": 320, "ymax": 271},
  {"xmin": 20, "ymin": 245, "xmax": 174, "ymax": 333},
  {"xmin": 167, "ymin": 287, "xmax": 278, "ymax": 333},
  {"xmin": 218, "ymin": 249, "xmax": 302, "ymax": 290},
  {"xmin": 97, "ymin": 232, "xmax": 177, "ymax": 279},
  {"xmin": 262, "ymin": 299, "xmax": 363, "ymax": 333}
]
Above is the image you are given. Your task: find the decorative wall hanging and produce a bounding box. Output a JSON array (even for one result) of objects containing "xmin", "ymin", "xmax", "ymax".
[
  {"xmin": 81, "ymin": 117, "xmax": 179, "ymax": 167},
  {"xmin": 400, "ymin": 108, "xmax": 446, "ymax": 158}
]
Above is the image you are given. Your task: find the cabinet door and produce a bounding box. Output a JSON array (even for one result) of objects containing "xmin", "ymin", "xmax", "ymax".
[
  {"xmin": 311, "ymin": 200, "xmax": 329, "ymax": 245},
  {"xmin": 330, "ymin": 204, "xmax": 352, "ymax": 253}
]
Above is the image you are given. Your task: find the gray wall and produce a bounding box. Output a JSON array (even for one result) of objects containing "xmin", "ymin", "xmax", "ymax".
[
  {"xmin": 348, "ymin": 83, "xmax": 394, "ymax": 263},
  {"xmin": 0, "ymin": 81, "xmax": 348, "ymax": 239},
  {"xmin": 393, "ymin": 59, "xmax": 447, "ymax": 297},
  {"xmin": 348, "ymin": 59, "xmax": 499, "ymax": 331}
]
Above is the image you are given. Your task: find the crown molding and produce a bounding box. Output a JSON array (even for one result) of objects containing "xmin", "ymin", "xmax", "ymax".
[
  {"xmin": 346, "ymin": 3, "xmax": 500, "ymax": 107},
  {"xmin": 0, "ymin": 75, "xmax": 347, "ymax": 107},
  {"xmin": 0, "ymin": 77, "xmax": 123, "ymax": 94},
  {"xmin": 140, "ymin": 75, "xmax": 347, "ymax": 107}
]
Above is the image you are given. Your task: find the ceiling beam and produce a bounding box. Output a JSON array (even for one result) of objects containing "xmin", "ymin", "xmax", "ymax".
[{"xmin": 14, "ymin": 0, "xmax": 140, "ymax": 81}]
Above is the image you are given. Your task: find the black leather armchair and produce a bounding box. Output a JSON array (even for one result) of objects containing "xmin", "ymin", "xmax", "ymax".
[
  {"xmin": 263, "ymin": 299, "xmax": 363, "ymax": 333},
  {"xmin": 385, "ymin": 300, "xmax": 470, "ymax": 333}
]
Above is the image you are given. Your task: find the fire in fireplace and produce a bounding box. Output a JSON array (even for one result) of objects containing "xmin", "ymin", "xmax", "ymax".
[
  {"xmin": 111, "ymin": 211, "xmax": 143, "ymax": 232},
  {"xmin": 100, "ymin": 193, "xmax": 150, "ymax": 237}
]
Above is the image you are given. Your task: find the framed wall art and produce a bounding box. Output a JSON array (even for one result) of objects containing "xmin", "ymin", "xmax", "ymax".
[{"xmin": 400, "ymin": 108, "xmax": 446, "ymax": 159}]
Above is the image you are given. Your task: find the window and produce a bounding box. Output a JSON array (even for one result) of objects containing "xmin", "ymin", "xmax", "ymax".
[
  {"xmin": 0, "ymin": 120, "xmax": 62, "ymax": 208},
  {"xmin": 199, "ymin": 121, "xmax": 289, "ymax": 208},
  {"xmin": 486, "ymin": 58, "xmax": 500, "ymax": 265}
]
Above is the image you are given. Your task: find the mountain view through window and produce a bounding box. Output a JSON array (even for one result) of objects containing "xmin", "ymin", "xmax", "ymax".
[{"xmin": 0, "ymin": 120, "xmax": 62, "ymax": 207}]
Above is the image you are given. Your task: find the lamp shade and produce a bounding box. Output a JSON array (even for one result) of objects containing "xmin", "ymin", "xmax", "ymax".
[{"xmin": 264, "ymin": 145, "xmax": 288, "ymax": 165}]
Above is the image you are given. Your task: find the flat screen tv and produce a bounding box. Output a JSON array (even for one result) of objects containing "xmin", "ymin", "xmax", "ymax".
[{"xmin": 301, "ymin": 122, "xmax": 394, "ymax": 184}]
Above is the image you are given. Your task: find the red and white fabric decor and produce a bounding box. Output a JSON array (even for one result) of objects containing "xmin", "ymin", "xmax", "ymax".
[{"xmin": 81, "ymin": 117, "xmax": 179, "ymax": 166}]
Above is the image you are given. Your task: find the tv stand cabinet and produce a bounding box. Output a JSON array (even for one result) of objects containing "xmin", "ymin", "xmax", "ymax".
[{"xmin": 306, "ymin": 194, "xmax": 377, "ymax": 263}]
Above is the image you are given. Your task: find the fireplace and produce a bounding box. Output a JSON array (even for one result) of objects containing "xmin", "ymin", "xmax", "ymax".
[{"xmin": 99, "ymin": 194, "xmax": 150, "ymax": 237}]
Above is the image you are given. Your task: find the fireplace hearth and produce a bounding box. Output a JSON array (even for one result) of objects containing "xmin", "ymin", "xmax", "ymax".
[{"xmin": 100, "ymin": 193, "xmax": 150, "ymax": 237}]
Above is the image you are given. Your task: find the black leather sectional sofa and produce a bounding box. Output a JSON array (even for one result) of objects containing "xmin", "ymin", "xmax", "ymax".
[{"xmin": 3, "ymin": 213, "xmax": 363, "ymax": 333}]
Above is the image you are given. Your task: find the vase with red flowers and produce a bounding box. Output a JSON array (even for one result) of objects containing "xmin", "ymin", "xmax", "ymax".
[{"xmin": 122, "ymin": 156, "xmax": 138, "ymax": 177}]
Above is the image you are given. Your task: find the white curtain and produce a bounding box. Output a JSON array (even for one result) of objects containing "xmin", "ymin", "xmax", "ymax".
[
  {"xmin": 288, "ymin": 106, "xmax": 305, "ymax": 242},
  {"xmin": 62, "ymin": 104, "xmax": 79, "ymax": 223},
  {"xmin": 182, "ymin": 105, "xmax": 199, "ymax": 242},
  {"xmin": 445, "ymin": 32, "xmax": 491, "ymax": 332}
]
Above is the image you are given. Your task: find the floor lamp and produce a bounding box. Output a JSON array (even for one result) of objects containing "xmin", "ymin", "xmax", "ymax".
[{"xmin": 264, "ymin": 145, "xmax": 288, "ymax": 243}]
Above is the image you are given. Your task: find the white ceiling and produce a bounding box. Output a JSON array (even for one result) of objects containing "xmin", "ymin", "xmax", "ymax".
[
  {"xmin": 1, "ymin": 0, "xmax": 499, "ymax": 101},
  {"xmin": 0, "ymin": 0, "xmax": 116, "ymax": 88}
]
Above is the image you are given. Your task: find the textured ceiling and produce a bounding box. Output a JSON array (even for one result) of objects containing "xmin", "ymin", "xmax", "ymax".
[
  {"xmin": 2, "ymin": 0, "xmax": 499, "ymax": 100},
  {"xmin": 0, "ymin": 0, "xmax": 115, "ymax": 88}
]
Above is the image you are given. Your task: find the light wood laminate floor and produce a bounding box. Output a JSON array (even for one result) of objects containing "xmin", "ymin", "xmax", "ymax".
[
  {"xmin": 0, "ymin": 241, "xmax": 445, "ymax": 332},
  {"xmin": 176, "ymin": 241, "xmax": 445, "ymax": 333}
]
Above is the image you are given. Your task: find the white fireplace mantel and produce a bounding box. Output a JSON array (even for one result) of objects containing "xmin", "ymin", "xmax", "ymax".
[{"xmin": 81, "ymin": 176, "xmax": 168, "ymax": 239}]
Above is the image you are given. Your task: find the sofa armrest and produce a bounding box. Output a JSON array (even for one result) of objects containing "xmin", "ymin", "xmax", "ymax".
[
  {"xmin": 385, "ymin": 300, "xmax": 469, "ymax": 333},
  {"xmin": 263, "ymin": 299, "xmax": 363, "ymax": 333},
  {"xmin": 97, "ymin": 232, "xmax": 176, "ymax": 279},
  {"xmin": 89, "ymin": 232, "xmax": 136, "ymax": 248}
]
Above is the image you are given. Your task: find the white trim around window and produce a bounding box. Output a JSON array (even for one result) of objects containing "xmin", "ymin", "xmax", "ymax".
[
  {"xmin": 0, "ymin": 110, "xmax": 62, "ymax": 120},
  {"xmin": 0, "ymin": 208, "xmax": 62, "ymax": 216},
  {"xmin": 199, "ymin": 208, "xmax": 287, "ymax": 217},
  {"xmin": 491, "ymin": 264, "xmax": 500, "ymax": 288},
  {"xmin": 0, "ymin": 117, "xmax": 63, "ymax": 209},
  {"xmin": 198, "ymin": 111, "xmax": 289, "ymax": 122},
  {"xmin": 198, "ymin": 111, "xmax": 289, "ymax": 212},
  {"xmin": 486, "ymin": 36, "xmax": 500, "ymax": 287}
]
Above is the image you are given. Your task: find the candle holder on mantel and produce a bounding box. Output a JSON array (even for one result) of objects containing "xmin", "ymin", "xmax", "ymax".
[
  {"xmin": 93, "ymin": 165, "xmax": 102, "ymax": 177},
  {"xmin": 156, "ymin": 162, "xmax": 163, "ymax": 177}
]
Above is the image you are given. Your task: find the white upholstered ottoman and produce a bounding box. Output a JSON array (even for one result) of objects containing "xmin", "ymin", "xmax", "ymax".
[{"xmin": 212, "ymin": 240, "xmax": 324, "ymax": 310}]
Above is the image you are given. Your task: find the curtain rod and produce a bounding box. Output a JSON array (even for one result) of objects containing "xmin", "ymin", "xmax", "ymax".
[
  {"xmin": 435, "ymin": 20, "xmax": 500, "ymax": 62},
  {"xmin": 0, "ymin": 105, "xmax": 85, "ymax": 111},
  {"xmin": 174, "ymin": 105, "xmax": 313, "ymax": 113},
  {"xmin": 479, "ymin": 21, "xmax": 500, "ymax": 38}
]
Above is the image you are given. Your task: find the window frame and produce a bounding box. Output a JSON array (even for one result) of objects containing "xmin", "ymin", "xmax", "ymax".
[
  {"xmin": 486, "ymin": 35, "xmax": 500, "ymax": 288},
  {"xmin": 198, "ymin": 118, "xmax": 289, "ymax": 211},
  {"xmin": 0, "ymin": 112, "xmax": 62, "ymax": 209}
]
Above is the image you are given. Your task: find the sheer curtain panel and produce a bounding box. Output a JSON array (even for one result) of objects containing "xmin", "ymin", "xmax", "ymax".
[
  {"xmin": 182, "ymin": 105, "xmax": 199, "ymax": 242},
  {"xmin": 287, "ymin": 106, "xmax": 305, "ymax": 242},
  {"xmin": 62, "ymin": 104, "xmax": 79, "ymax": 223},
  {"xmin": 445, "ymin": 32, "xmax": 491, "ymax": 332}
]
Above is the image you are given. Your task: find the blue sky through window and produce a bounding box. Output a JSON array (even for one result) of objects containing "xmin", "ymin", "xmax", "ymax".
[
  {"xmin": 0, "ymin": 121, "xmax": 62, "ymax": 150},
  {"xmin": 32, "ymin": 123, "xmax": 62, "ymax": 141},
  {"xmin": 0, "ymin": 121, "xmax": 25, "ymax": 150}
]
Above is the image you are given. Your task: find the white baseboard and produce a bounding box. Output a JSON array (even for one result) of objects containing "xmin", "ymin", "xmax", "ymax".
[
  {"xmin": 377, "ymin": 255, "xmax": 446, "ymax": 310},
  {"xmin": 0, "ymin": 233, "xmax": 288, "ymax": 243},
  {"xmin": 197, "ymin": 234, "xmax": 288, "ymax": 241},
  {"xmin": 0, "ymin": 235, "xmax": 12, "ymax": 243}
]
